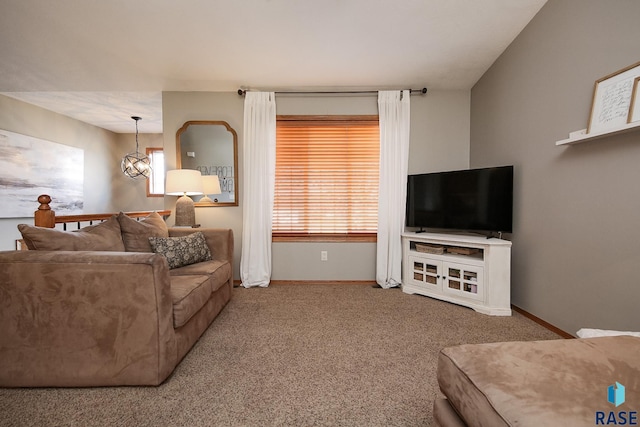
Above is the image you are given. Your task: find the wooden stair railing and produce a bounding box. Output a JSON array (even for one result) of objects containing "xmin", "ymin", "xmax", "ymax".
[{"xmin": 34, "ymin": 194, "xmax": 171, "ymax": 230}]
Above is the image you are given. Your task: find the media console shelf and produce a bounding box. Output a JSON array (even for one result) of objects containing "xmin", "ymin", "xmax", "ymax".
[{"xmin": 402, "ymin": 232, "xmax": 512, "ymax": 316}]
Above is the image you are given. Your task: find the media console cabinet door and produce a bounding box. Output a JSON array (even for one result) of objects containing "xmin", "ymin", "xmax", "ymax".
[
  {"xmin": 408, "ymin": 256, "xmax": 441, "ymax": 291},
  {"xmin": 442, "ymin": 262, "xmax": 484, "ymax": 302}
]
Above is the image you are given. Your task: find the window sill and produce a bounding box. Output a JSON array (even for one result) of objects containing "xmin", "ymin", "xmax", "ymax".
[{"xmin": 273, "ymin": 233, "xmax": 377, "ymax": 243}]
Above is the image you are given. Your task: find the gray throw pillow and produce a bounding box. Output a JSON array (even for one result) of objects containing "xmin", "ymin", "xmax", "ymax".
[
  {"xmin": 148, "ymin": 231, "xmax": 212, "ymax": 269},
  {"xmin": 117, "ymin": 211, "xmax": 168, "ymax": 252},
  {"xmin": 18, "ymin": 215, "xmax": 125, "ymax": 251}
]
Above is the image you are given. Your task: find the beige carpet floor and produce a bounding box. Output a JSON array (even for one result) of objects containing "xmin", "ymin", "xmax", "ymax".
[{"xmin": 0, "ymin": 284, "xmax": 563, "ymax": 426}]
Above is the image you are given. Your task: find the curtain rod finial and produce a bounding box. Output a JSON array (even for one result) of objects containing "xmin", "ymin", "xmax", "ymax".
[{"xmin": 238, "ymin": 89, "xmax": 246, "ymax": 96}]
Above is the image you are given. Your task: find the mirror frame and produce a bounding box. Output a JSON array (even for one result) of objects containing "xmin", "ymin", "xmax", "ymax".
[{"xmin": 176, "ymin": 120, "xmax": 239, "ymax": 207}]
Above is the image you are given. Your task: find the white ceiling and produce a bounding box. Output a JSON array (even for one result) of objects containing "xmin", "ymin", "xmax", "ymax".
[{"xmin": 0, "ymin": 0, "xmax": 547, "ymax": 134}]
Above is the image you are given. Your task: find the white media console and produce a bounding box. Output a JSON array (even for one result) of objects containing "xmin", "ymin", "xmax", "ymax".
[{"xmin": 402, "ymin": 231, "xmax": 512, "ymax": 316}]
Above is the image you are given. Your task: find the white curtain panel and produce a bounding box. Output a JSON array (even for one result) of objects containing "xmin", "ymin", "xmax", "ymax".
[
  {"xmin": 240, "ymin": 92, "xmax": 276, "ymax": 288},
  {"xmin": 376, "ymin": 90, "xmax": 411, "ymax": 289}
]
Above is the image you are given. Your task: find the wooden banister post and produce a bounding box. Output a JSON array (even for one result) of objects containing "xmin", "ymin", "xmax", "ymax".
[{"xmin": 34, "ymin": 194, "xmax": 55, "ymax": 228}]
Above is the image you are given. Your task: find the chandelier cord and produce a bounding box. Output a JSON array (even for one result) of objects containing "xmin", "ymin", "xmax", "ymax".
[{"xmin": 133, "ymin": 115, "xmax": 141, "ymax": 153}]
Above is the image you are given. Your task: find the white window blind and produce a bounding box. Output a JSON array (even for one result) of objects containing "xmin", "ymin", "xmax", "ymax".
[{"xmin": 274, "ymin": 116, "xmax": 379, "ymax": 240}]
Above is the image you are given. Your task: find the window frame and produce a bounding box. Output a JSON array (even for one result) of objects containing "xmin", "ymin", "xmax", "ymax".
[
  {"xmin": 146, "ymin": 147, "xmax": 165, "ymax": 197},
  {"xmin": 273, "ymin": 115, "xmax": 379, "ymax": 243}
]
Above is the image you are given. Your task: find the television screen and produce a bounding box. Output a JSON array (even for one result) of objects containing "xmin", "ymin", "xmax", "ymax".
[{"xmin": 406, "ymin": 166, "xmax": 513, "ymax": 233}]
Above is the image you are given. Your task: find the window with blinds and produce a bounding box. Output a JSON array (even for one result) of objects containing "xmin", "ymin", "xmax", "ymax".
[{"xmin": 274, "ymin": 115, "xmax": 379, "ymax": 241}]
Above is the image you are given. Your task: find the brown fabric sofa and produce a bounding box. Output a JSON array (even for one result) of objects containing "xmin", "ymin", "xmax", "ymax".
[
  {"xmin": 434, "ymin": 336, "xmax": 640, "ymax": 426},
  {"xmin": 0, "ymin": 214, "xmax": 233, "ymax": 387}
]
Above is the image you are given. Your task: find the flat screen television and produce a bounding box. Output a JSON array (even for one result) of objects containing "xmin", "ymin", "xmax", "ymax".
[{"xmin": 405, "ymin": 165, "xmax": 513, "ymax": 234}]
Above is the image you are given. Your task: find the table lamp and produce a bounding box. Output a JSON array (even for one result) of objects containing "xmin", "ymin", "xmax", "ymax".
[
  {"xmin": 165, "ymin": 169, "xmax": 203, "ymax": 226},
  {"xmin": 199, "ymin": 175, "xmax": 222, "ymax": 203}
]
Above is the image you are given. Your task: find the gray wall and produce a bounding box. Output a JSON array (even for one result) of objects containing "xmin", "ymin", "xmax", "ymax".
[
  {"xmin": 162, "ymin": 92, "xmax": 245, "ymax": 280},
  {"xmin": 0, "ymin": 95, "xmax": 117, "ymax": 249},
  {"xmin": 0, "ymin": 95, "xmax": 164, "ymax": 250},
  {"xmin": 470, "ymin": 0, "xmax": 640, "ymax": 334},
  {"xmin": 163, "ymin": 90, "xmax": 470, "ymax": 282}
]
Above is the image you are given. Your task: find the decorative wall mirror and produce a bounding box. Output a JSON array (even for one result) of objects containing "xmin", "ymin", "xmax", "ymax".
[{"xmin": 176, "ymin": 121, "xmax": 239, "ymax": 207}]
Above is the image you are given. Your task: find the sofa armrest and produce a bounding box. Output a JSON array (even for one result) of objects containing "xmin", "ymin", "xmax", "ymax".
[
  {"xmin": 0, "ymin": 250, "xmax": 177, "ymax": 387},
  {"xmin": 169, "ymin": 227, "xmax": 234, "ymax": 278}
]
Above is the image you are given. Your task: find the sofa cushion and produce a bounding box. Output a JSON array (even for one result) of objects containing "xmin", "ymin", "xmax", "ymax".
[
  {"xmin": 149, "ymin": 232, "xmax": 212, "ymax": 269},
  {"xmin": 118, "ymin": 212, "xmax": 168, "ymax": 252},
  {"xmin": 17, "ymin": 216, "xmax": 125, "ymax": 251},
  {"xmin": 170, "ymin": 275, "xmax": 213, "ymax": 328},
  {"xmin": 437, "ymin": 336, "xmax": 640, "ymax": 427},
  {"xmin": 433, "ymin": 398, "xmax": 466, "ymax": 427},
  {"xmin": 170, "ymin": 259, "xmax": 232, "ymax": 292}
]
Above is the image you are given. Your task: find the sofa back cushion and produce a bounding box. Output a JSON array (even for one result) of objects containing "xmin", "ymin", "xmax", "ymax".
[
  {"xmin": 18, "ymin": 215, "xmax": 125, "ymax": 251},
  {"xmin": 118, "ymin": 211, "xmax": 168, "ymax": 252}
]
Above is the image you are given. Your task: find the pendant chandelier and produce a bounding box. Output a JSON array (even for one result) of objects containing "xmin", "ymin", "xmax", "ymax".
[{"xmin": 121, "ymin": 116, "xmax": 152, "ymax": 179}]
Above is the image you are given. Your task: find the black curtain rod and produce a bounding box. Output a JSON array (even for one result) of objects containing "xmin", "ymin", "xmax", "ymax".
[{"xmin": 237, "ymin": 87, "xmax": 427, "ymax": 96}]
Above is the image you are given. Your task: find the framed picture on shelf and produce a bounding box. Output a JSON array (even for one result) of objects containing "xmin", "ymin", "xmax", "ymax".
[
  {"xmin": 628, "ymin": 76, "xmax": 640, "ymax": 124},
  {"xmin": 587, "ymin": 61, "xmax": 640, "ymax": 134}
]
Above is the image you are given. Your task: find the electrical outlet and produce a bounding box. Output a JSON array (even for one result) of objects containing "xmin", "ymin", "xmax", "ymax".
[{"xmin": 321, "ymin": 250, "xmax": 328, "ymax": 261}]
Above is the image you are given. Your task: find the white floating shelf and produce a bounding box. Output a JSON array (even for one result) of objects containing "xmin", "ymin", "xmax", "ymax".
[{"xmin": 556, "ymin": 121, "xmax": 640, "ymax": 145}]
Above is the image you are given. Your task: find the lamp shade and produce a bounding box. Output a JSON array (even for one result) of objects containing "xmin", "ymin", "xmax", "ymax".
[
  {"xmin": 165, "ymin": 169, "xmax": 204, "ymax": 196},
  {"xmin": 202, "ymin": 175, "xmax": 222, "ymax": 195}
]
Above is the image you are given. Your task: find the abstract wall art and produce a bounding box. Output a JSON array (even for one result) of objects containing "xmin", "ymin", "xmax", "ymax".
[{"xmin": 0, "ymin": 129, "xmax": 83, "ymax": 218}]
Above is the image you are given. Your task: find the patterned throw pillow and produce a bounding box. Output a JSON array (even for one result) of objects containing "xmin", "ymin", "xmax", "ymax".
[{"xmin": 148, "ymin": 232, "xmax": 212, "ymax": 269}]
